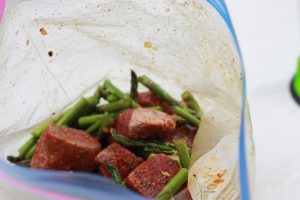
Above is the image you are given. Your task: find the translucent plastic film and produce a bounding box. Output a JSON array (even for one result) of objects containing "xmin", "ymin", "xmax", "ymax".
[{"xmin": 0, "ymin": 0, "xmax": 253, "ymax": 199}]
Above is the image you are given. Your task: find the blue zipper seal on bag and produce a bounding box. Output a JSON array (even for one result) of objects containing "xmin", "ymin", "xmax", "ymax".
[{"xmin": 206, "ymin": 1, "xmax": 251, "ymax": 200}]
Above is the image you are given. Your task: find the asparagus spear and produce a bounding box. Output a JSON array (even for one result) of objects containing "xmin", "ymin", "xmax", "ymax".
[
  {"xmin": 97, "ymin": 98, "xmax": 132, "ymax": 113},
  {"xmin": 175, "ymin": 139, "xmax": 191, "ymax": 168},
  {"xmin": 20, "ymin": 99, "xmax": 88, "ymax": 158},
  {"xmin": 86, "ymin": 120, "xmax": 103, "ymax": 134},
  {"xmin": 137, "ymin": 76, "xmax": 200, "ymax": 120},
  {"xmin": 155, "ymin": 168, "xmax": 189, "ymax": 200},
  {"xmin": 85, "ymin": 113, "xmax": 116, "ymax": 137},
  {"xmin": 172, "ymin": 106, "xmax": 200, "ymax": 127},
  {"xmin": 131, "ymin": 100, "xmax": 140, "ymax": 108},
  {"xmin": 78, "ymin": 114, "xmax": 105, "ymax": 128},
  {"xmin": 21, "ymin": 93, "xmax": 99, "ymax": 157},
  {"xmin": 86, "ymin": 89, "xmax": 101, "ymax": 105},
  {"xmin": 31, "ymin": 107, "xmax": 74, "ymax": 137},
  {"xmin": 19, "ymin": 98, "xmax": 95, "ymax": 159},
  {"xmin": 95, "ymin": 115, "xmax": 115, "ymax": 139},
  {"xmin": 104, "ymin": 80, "xmax": 125, "ymax": 99},
  {"xmin": 138, "ymin": 75, "xmax": 179, "ymax": 106},
  {"xmin": 6, "ymin": 156, "xmax": 22, "ymax": 163},
  {"xmin": 181, "ymin": 91, "xmax": 202, "ymax": 115},
  {"xmin": 130, "ymin": 147, "xmax": 152, "ymax": 160},
  {"xmin": 56, "ymin": 98, "xmax": 94, "ymax": 126},
  {"xmin": 18, "ymin": 137, "xmax": 38, "ymax": 158},
  {"xmin": 21, "ymin": 114, "xmax": 62, "ymax": 158},
  {"xmin": 18, "ymin": 88, "xmax": 100, "ymax": 159},
  {"xmin": 145, "ymin": 106, "xmax": 162, "ymax": 111},
  {"xmin": 111, "ymin": 130, "xmax": 177, "ymax": 155},
  {"xmin": 31, "ymin": 117, "xmax": 60, "ymax": 138},
  {"xmin": 98, "ymin": 85, "xmax": 109, "ymax": 99},
  {"xmin": 106, "ymin": 161, "xmax": 123, "ymax": 185},
  {"xmin": 130, "ymin": 70, "xmax": 138, "ymax": 100},
  {"xmin": 106, "ymin": 94, "xmax": 118, "ymax": 102},
  {"xmin": 98, "ymin": 85, "xmax": 119, "ymax": 103},
  {"xmin": 104, "ymin": 79, "xmax": 140, "ymax": 107},
  {"xmin": 187, "ymin": 108, "xmax": 201, "ymax": 119},
  {"xmin": 24, "ymin": 144, "xmax": 36, "ymax": 160},
  {"xmin": 6, "ymin": 156, "xmax": 31, "ymax": 167}
]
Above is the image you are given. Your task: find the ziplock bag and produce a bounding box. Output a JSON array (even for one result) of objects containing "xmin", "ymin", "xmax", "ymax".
[{"xmin": 0, "ymin": 0, "xmax": 254, "ymax": 199}]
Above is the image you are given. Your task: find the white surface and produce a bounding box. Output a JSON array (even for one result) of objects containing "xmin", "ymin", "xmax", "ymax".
[{"xmin": 226, "ymin": 0, "xmax": 300, "ymax": 199}]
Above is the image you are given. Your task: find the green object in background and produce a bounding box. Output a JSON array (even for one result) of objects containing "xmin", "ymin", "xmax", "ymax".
[{"xmin": 291, "ymin": 57, "xmax": 300, "ymax": 104}]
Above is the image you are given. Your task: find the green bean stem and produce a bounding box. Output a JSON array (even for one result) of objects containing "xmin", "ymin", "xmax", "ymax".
[
  {"xmin": 106, "ymin": 94, "xmax": 118, "ymax": 102},
  {"xmin": 31, "ymin": 117, "xmax": 59, "ymax": 138},
  {"xmin": 86, "ymin": 89, "xmax": 101, "ymax": 105},
  {"xmin": 181, "ymin": 91, "xmax": 202, "ymax": 115},
  {"xmin": 78, "ymin": 114, "xmax": 105, "ymax": 128},
  {"xmin": 97, "ymin": 98, "xmax": 132, "ymax": 113},
  {"xmin": 104, "ymin": 80, "xmax": 125, "ymax": 99},
  {"xmin": 86, "ymin": 120, "xmax": 103, "ymax": 135},
  {"xmin": 24, "ymin": 144, "xmax": 36, "ymax": 160},
  {"xmin": 18, "ymin": 137, "xmax": 38, "ymax": 158},
  {"xmin": 111, "ymin": 130, "xmax": 176, "ymax": 155},
  {"xmin": 175, "ymin": 139, "xmax": 191, "ymax": 168},
  {"xmin": 138, "ymin": 75, "xmax": 179, "ymax": 106},
  {"xmin": 130, "ymin": 70, "xmax": 138, "ymax": 100},
  {"xmin": 56, "ymin": 98, "xmax": 94, "ymax": 126},
  {"xmin": 98, "ymin": 85, "xmax": 109, "ymax": 99},
  {"xmin": 20, "ymin": 88, "xmax": 100, "ymax": 158},
  {"xmin": 172, "ymin": 106, "xmax": 200, "ymax": 127}
]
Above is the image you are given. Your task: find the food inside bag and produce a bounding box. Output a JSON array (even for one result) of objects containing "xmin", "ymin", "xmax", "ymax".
[
  {"xmin": 8, "ymin": 71, "xmax": 201, "ymax": 199},
  {"xmin": 0, "ymin": 0, "xmax": 254, "ymax": 199}
]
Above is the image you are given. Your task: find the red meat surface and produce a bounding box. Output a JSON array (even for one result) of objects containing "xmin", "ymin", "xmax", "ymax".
[
  {"xmin": 116, "ymin": 108, "xmax": 176, "ymax": 139},
  {"xmin": 31, "ymin": 124, "xmax": 101, "ymax": 172},
  {"xmin": 164, "ymin": 124, "xmax": 198, "ymax": 147},
  {"xmin": 125, "ymin": 154, "xmax": 179, "ymax": 198},
  {"xmin": 137, "ymin": 91, "xmax": 173, "ymax": 114},
  {"xmin": 95, "ymin": 143, "xmax": 143, "ymax": 179}
]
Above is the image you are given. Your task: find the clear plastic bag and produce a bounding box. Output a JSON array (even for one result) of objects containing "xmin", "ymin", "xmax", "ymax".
[{"xmin": 0, "ymin": 0, "xmax": 254, "ymax": 199}]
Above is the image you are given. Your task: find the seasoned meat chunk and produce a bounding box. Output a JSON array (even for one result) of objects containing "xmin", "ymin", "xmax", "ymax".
[
  {"xmin": 31, "ymin": 124, "xmax": 101, "ymax": 172},
  {"xmin": 164, "ymin": 124, "xmax": 198, "ymax": 147},
  {"xmin": 125, "ymin": 154, "xmax": 179, "ymax": 197},
  {"xmin": 116, "ymin": 108, "xmax": 176, "ymax": 139},
  {"xmin": 95, "ymin": 143, "xmax": 143, "ymax": 178},
  {"xmin": 137, "ymin": 91, "xmax": 173, "ymax": 114}
]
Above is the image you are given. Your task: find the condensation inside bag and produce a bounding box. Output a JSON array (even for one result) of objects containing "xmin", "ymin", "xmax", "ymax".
[{"xmin": 0, "ymin": 0, "xmax": 254, "ymax": 199}]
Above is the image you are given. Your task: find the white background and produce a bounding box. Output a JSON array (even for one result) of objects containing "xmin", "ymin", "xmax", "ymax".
[{"xmin": 226, "ymin": 0, "xmax": 300, "ymax": 199}]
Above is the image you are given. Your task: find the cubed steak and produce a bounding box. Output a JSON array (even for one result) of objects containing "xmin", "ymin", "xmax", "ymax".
[
  {"xmin": 31, "ymin": 124, "xmax": 101, "ymax": 172},
  {"xmin": 116, "ymin": 108, "xmax": 176, "ymax": 139},
  {"xmin": 95, "ymin": 143, "xmax": 143, "ymax": 178},
  {"xmin": 164, "ymin": 124, "xmax": 198, "ymax": 147},
  {"xmin": 137, "ymin": 91, "xmax": 173, "ymax": 114},
  {"xmin": 125, "ymin": 154, "xmax": 179, "ymax": 198}
]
